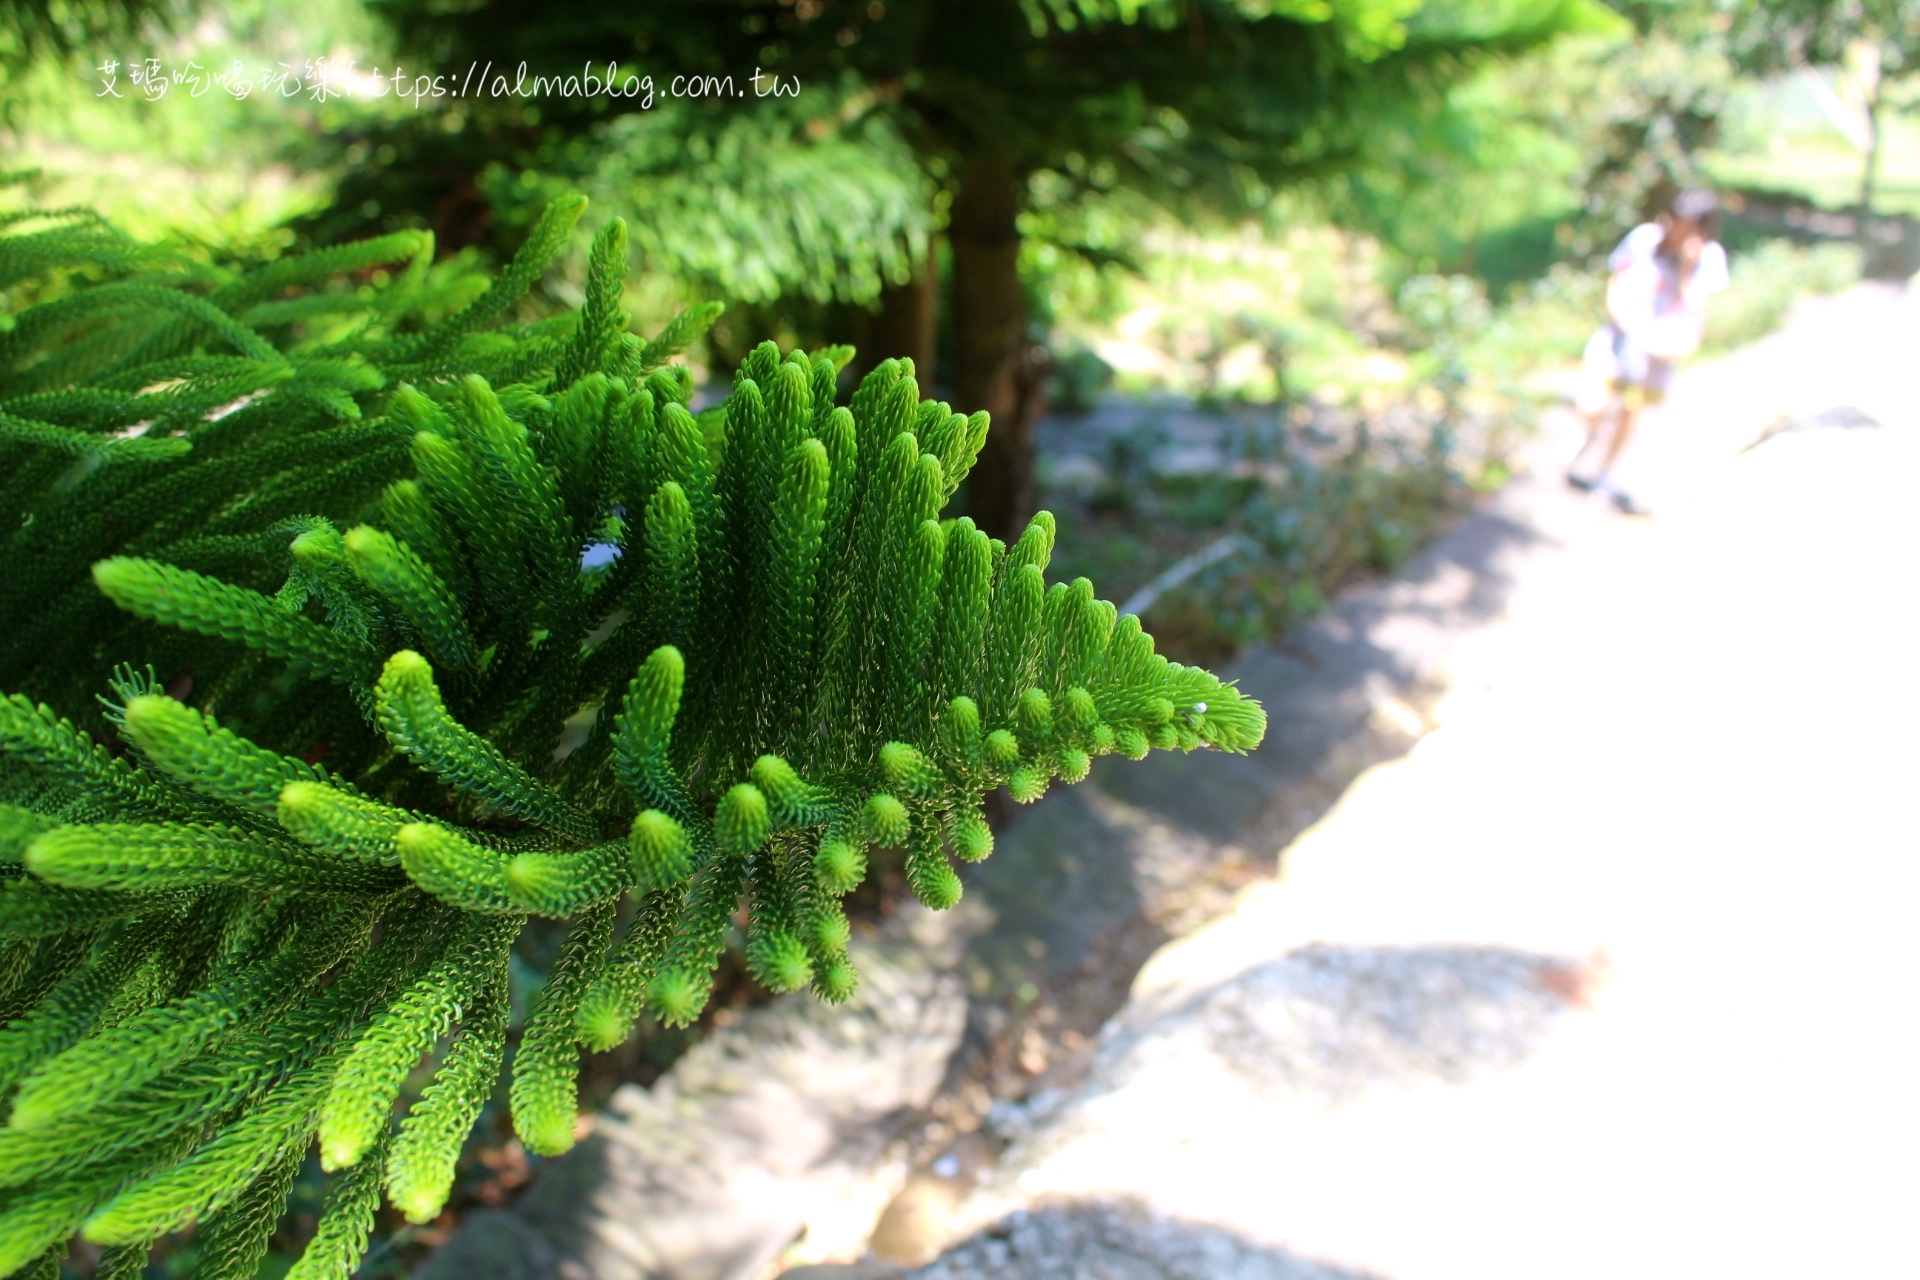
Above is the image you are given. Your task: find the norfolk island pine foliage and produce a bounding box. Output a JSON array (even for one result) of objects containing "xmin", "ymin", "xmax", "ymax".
[{"xmin": 0, "ymin": 188, "xmax": 1265, "ymax": 1280}]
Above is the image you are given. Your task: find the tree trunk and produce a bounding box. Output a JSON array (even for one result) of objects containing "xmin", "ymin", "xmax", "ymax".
[
  {"xmin": 949, "ymin": 156, "xmax": 1045, "ymax": 542},
  {"xmin": 1858, "ymin": 87, "xmax": 1883, "ymax": 236},
  {"xmin": 853, "ymin": 239, "xmax": 938, "ymax": 388},
  {"xmin": 1854, "ymin": 40, "xmax": 1885, "ymax": 257}
]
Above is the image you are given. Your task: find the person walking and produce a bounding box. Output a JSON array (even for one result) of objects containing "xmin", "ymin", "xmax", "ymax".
[{"xmin": 1569, "ymin": 189, "xmax": 1729, "ymax": 513}]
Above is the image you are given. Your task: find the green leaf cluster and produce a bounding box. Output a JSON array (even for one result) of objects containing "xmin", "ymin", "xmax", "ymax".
[{"xmin": 0, "ymin": 193, "xmax": 1263, "ymax": 1279}]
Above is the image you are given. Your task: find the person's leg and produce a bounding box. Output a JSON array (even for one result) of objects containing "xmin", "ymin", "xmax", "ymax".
[
  {"xmin": 1571, "ymin": 327, "xmax": 1625, "ymax": 485},
  {"xmin": 1569, "ymin": 386, "xmax": 1623, "ymax": 488},
  {"xmin": 1579, "ymin": 405, "xmax": 1610, "ymax": 453},
  {"xmin": 1592, "ymin": 377, "xmax": 1662, "ymax": 514},
  {"xmin": 1599, "ymin": 401, "xmax": 1640, "ymax": 472}
]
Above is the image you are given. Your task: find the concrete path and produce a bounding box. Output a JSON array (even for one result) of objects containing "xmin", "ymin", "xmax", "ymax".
[{"xmin": 915, "ymin": 283, "xmax": 1920, "ymax": 1279}]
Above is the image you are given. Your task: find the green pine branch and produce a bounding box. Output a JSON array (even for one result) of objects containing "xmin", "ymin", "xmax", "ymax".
[{"xmin": 0, "ymin": 192, "xmax": 1265, "ymax": 1280}]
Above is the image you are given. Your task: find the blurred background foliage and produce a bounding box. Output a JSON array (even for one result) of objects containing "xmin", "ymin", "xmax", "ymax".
[
  {"xmin": 1, "ymin": 0, "xmax": 1910, "ymax": 1273},
  {"xmin": 1, "ymin": 0, "xmax": 1904, "ymax": 706}
]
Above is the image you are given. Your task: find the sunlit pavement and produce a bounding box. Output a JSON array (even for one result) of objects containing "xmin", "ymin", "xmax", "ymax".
[{"xmin": 940, "ymin": 284, "xmax": 1920, "ymax": 1279}]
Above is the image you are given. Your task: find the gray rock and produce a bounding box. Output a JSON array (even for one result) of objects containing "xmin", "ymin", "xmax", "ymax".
[
  {"xmin": 1098, "ymin": 941, "xmax": 1579, "ymax": 1103},
  {"xmin": 909, "ymin": 1202, "xmax": 1381, "ymax": 1280}
]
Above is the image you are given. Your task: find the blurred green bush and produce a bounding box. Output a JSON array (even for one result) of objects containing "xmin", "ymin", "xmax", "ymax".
[{"xmin": 1704, "ymin": 239, "xmax": 1864, "ymax": 351}]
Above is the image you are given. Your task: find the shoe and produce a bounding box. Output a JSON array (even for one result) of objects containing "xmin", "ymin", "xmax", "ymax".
[
  {"xmin": 1565, "ymin": 472, "xmax": 1595, "ymax": 492},
  {"xmin": 1606, "ymin": 486, "xmax": 1650, "ymax": 516}
]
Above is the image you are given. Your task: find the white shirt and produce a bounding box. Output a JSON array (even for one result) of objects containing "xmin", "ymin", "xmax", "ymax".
[{"xmin": 1605, "ymin": 223, "xmax": 1729, "ymax": 359}]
